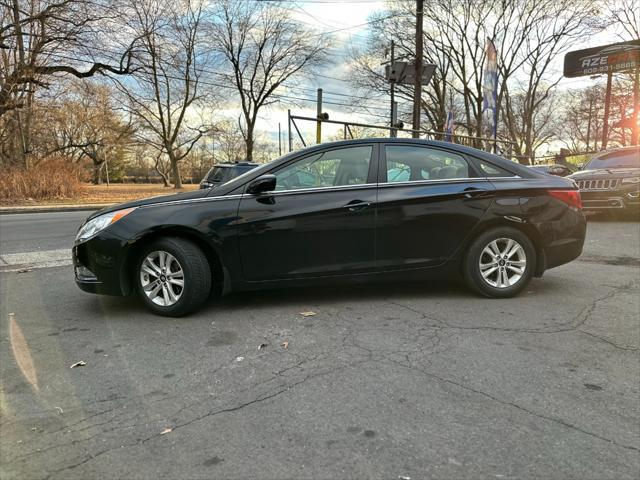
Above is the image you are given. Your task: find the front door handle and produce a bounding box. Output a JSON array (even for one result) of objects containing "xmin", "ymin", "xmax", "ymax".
[
  {"xmin": 463, "ymin": 187, "xmax": 494, "ymax": 198},
  {"xmin": 342, "ymin": 200, "xmax": 372, "ymax": 212}
]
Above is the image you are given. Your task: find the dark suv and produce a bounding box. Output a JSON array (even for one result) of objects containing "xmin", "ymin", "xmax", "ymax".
[
  {"xmin": 569, "ymin": 147, "xmax": 640, "ymax": 213},
  {"xmin": 199, "ymin": 162, "xmax": 259, "ymax": 189}
]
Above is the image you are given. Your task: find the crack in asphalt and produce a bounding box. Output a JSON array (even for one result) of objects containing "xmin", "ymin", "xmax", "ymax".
[
  {"xmin": 384, "ymin": 357, "xmax": 640, "ymax": 453},
  {"xmin": 387, "ymin": 280, "xmax": 639, "ymax": 340},
  {"xmin": 39, "ymin": 363, "xmax": 360, "ymax": 480}
]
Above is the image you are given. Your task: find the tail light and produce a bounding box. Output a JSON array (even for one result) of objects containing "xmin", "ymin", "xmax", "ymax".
[{"xmin": 548, "ymin": 190, "xmax": 582, "ymax": 209}]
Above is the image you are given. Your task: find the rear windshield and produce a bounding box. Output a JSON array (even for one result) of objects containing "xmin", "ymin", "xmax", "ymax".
[{"xmin": 585, "ymin": 149, "xmax": 640, "ymax": 170}]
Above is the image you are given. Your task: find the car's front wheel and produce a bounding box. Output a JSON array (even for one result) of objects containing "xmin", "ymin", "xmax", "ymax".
[
  {"xmin": 135, "ymin": 237, "xmax": 211, "ymax": 316},
  {"xmin": 463, "ymin": 227, "xmax": 536, "ymax": 298}
]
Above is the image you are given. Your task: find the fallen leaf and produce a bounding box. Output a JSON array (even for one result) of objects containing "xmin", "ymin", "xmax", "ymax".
[
  {"xmin": 160, "ymin": 427, "xmax": 172, "ymax": 435},
  {"xmin": 258, "ymin": 343, "xmax": 268, "ymax": 350},
  {"xmin": 399, "ymin": 476, "xmax": 411, "ymax": 480},
  {"xmin": 17, "ymin": 268, "xmax": 32, "ymax": 274},
  {"xmin": 70, "ymin": 361, "xmax": 86, "ymax": 369},
  {"xmin": 54, "ymin": 406, "xmax": 64, "ymax": 414},
  {"xmin": 281, "ymin": 341, "xmax": 289, "ymax": 349},
  {"xmin": 235, "ymin": 356, "xmax": 244, "ymax": 362},
  {"xmin": 300, "ymin": 311, "xmax": 316, "ymax": 317}
]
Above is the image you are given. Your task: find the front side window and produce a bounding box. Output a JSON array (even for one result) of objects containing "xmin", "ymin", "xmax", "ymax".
[
  {"xmin": 274, "ymin": 146, "xmax": 372, "ymax": 191},
  {"xmin": 384, "ymin": 145, "xmax": 470, "ymax": 183}
]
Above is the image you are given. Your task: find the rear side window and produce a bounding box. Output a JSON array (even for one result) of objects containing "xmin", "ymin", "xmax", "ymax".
[
  {"xmin": 384, "ymin": 145, "xmax": 470, "ymax": 183},
  {"xmin": 586, "ymin": 148, "xmax": 640, "ymax": 169},
  {"xmin": 476, "ymin": 160, "xmax": 516, "ymax": 178}
]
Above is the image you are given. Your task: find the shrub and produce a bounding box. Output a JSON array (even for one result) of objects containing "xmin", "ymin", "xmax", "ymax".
[{"xmin": 0, "ymin": 158, "xmax": 87, "ymax": 204}]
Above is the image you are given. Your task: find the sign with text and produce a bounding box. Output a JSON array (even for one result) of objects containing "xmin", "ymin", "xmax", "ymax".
[{"xmin": 564, "ymin": 40, "xmax": 640, "ymax": 77}]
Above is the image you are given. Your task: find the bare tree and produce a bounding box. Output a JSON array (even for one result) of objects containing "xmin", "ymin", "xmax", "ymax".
[
  {"xmin": 23, "ymin": 81, "xmax": 132, "ymax": 182},
  {"xmin": 352, "ymin": 0, "xmax": 600, "ymax": 161},
  {"xmin": 210, "ymin": 0, "xmax": 326, "ymax": 161},
  {"xmin": 606, "ymin": 0, "xmax": 640, "ymax": 40},
  {"xmin": 0, "ymin": 0, "xmax": 140, "ymax": 167},
  {"xmin": 115, "ymin": 0, "xmax": 212, "ymax": 188},
  {"xmin": 500, "ymin": 0, "xmax": 600, "ymax": 163}
]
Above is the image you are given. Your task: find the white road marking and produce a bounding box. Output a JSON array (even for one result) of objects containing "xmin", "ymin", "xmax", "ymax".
[{"xmin": 0, "ymin": 249, "xmax": 72, "ymax": 271}]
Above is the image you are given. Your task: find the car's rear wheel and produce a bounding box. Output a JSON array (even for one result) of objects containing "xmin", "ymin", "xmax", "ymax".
[
  {"xmin": 463, "ymin": 227, "xmax": 536, "ymax": 298},
  {"xmin": 135, "ymin": 237, "xmax": 211, "ymax": 317}
]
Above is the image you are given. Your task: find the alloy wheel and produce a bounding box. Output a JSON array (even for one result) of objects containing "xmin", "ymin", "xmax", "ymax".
[
  {"xmin": 140, "ymin": 251, "xmax": 185, "ymax": 306},
  {"xmin": 478, "ymin": 238, "xmax": 527, "ymax": 289}
]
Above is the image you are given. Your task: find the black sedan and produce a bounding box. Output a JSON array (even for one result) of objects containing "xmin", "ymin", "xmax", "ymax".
[{"xmin": 73, "ymin": 139, "xmax": 586, "ymax": 316}]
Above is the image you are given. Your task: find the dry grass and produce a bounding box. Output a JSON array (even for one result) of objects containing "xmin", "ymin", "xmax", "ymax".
[
  {"xmin": 79, "ymin": 183, "xmax": 199, "ymax": 204},
  {"xmin": 1, "ymin": 180, "xmax": 198, "ymax": 207},
  {"xmin": 0, "ymin": 159, "xmax": 87, "ymax": 204}
]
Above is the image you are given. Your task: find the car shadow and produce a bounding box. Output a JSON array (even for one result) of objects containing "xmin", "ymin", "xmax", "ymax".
[
  {"xmin": 89, "ymin": 278, "xmax": 471, "ymax": 319},
  {"xmin": 210, "ymin": 278, "xmax": 470, "ymax": 311}
]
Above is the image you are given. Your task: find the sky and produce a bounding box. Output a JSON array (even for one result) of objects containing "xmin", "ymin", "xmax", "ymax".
[{"xmin": 246, "ymin": 0, "xmax": 628, "ymax": 153}]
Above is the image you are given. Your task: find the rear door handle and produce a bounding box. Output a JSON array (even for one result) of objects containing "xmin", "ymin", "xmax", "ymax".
[{"xmin": 342, "ymin": 200, "xmax": 372, "ymax": 212}]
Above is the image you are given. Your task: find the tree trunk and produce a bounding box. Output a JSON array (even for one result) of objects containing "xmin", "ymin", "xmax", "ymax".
[
  {"xmin": 245, "ymin": 125, "xmax": 254, "ymax": 162},
  {"xmin": 154, "ymin": 157, "xmax": 170, "ymax": 187},
  {"xmin": 93, "ymin": 162, "xmax": 103, "ymax": 184},
  {"xmin": 168, "ymin": 150, "xmax": 182, "ymax": 188}
]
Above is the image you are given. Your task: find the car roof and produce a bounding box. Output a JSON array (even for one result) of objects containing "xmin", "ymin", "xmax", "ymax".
[
  {"xmin": 589, "ymin": 146, "xmax": 640, "ymax": 159},
  {"xmin": 290, "ymin": 138, "xmax": 532, "ymax": 177},
  {"xmin": 214, "ymin": 162, "xmax": 260, "ymax": 167}
]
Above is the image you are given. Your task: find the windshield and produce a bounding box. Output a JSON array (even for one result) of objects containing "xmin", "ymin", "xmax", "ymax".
[
  {"xmin": 207, "ymin": 166, "xmax": 241, "ymax": 183},
  {"xmin": 585, "ymin": 149, "xmax": 640, "ymax": 170}
]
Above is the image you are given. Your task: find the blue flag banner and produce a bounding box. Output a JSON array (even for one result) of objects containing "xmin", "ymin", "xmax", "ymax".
[
  {"xmin": 482, "ymin": 38, "xmax": 498, "ymax": 137},
  {"xmin": 444, "ymin": 110, "xmax": 454, "ymax": 142}
]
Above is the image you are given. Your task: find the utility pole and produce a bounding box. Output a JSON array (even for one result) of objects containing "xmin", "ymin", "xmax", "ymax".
[
  {"xmin": 288, "ymin": 109, "xmax": 292, "ymax": 152},
  {"xmin": 316, "ymin": 88, "xmax": 323, "ymax": 144},
  {"xmin": 586, "ymin": 94, "xmax": 593, "ymax": 151},
  {"xmin": 412, "ymin": 0, "xmax": 424, "ymax": 138},
  {"xmin": 392, "ymin": 101, "xmax": 398, "ymax": 137},
  {"xmin": 278, "ymin": 122, "xmax": 282, "ymax": 156},
  {"xmin": 602, "ymin": 71, "xmax": 612, "ymax": 149},
  {"xmin": 633, "ymin": 67, "xmax": 639, "ymax": 146},
  {"xmin": 390, "ymin": 41, "xmax": 396, "ymax": 138}
]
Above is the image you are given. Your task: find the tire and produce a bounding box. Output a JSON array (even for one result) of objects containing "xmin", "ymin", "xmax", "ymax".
[
  {"xmin": 463, "ymin": 227, "xmax": 536, "ymax": 298},
  {"xmin": 135, "ymin": 237, "xmax": 211, "ymax": 317}
]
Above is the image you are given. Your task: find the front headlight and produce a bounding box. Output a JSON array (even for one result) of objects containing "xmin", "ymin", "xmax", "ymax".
[
  {"xmin": 76, "ymin": 207, "xmax": 136, "ymax": 242},
  {"xmin": 621, "ymin": 177, "xmax": 640, "ymax": 184}
]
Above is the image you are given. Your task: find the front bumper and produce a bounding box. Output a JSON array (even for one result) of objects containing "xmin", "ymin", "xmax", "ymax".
[
  {"xmin": 73, "ymin": 232, "xmax": 131, "ymax": 296},
  {"xmin": 579, "ymin": 187, "xmax": 640, "ymax": 211}
]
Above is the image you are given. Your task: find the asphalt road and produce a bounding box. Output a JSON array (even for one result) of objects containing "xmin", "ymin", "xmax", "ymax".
[
  {"xmin": 0, "ymin": 213, "xmax": 639, "ymax": 480},
  {"xmin": 0, "ymin": 211, "xmax": 90, "ymax": 255}
]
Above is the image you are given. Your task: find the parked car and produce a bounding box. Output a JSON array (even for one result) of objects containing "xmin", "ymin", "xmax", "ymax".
[
  {"xmin": 73, "ymin": 139, "xmax": 586, "ymax": 316},
  {"xmin": 199, "ymin": 162, "xmax": 259, "ymax": 189},
  {"xmin": 568, "ymin": 146, "xmax": 640, "ymax": 213},
  {"xmin": 528, "ymin": 164, "xmax": 574, "ymax": 177}
]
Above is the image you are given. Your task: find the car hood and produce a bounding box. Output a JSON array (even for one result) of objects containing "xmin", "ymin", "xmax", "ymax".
[
  {"xmin": 569, "ymin": 167, "xmax": 640, "ymax": 179},
  {"xmin": 86, "ymin": 188, "xmax": 212, "ymax": 220}
]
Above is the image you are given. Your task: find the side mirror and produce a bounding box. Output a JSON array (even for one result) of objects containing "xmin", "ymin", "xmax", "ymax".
[{"xmin": 247, "ymin": 174, "xmax": 277, "ymax": 194}]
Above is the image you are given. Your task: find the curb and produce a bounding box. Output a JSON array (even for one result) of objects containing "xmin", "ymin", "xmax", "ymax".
[{"xmin": 0, "ymin": 204, "xmax": 113, "ymax": 214}]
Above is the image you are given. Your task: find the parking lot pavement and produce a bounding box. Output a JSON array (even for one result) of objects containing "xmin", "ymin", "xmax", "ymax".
[{"xmin": 0, "ymin": 220, "xmax": 638, "ymax": 480}]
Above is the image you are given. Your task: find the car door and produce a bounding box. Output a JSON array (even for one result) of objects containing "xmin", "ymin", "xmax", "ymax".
[
  {"xmin": 237, "ymin": 144, "xmax": 378, "ymax": 281},
  {"xmin": 375, "ymin": 143, "xmax": 496, "ymax": 270}
]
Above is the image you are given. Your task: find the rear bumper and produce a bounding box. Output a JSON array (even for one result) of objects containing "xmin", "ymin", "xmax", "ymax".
[
  {"xmin": 534, "ymin": 204, "xmax": 586, "ymax": 271},
  {"xmin": 544, "ymin": 237, "xmax": 584, "ymax": 270}
]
